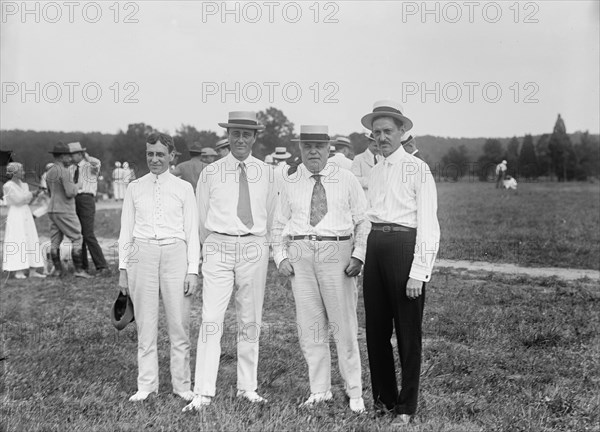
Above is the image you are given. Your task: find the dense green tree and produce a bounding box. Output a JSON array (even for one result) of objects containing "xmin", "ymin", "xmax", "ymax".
[
  {"xmin": 477, "ymin": 138, "xmax": 504, "ymax": 181},
  {"xmin": 175, "ymin": 125, "xmax": 220, "ymax": 161},
  {"xmin": 535, "ymin": 134, "xmax": 552, "ymax": 179},
  {"xmin": 506, "ymin": 137, "xmax": 520, "ymax": 178},
  {"xmin": 518, "ymin": 134, "xmax": 538, "ymax": 179},
  {"xmin": 256, "ymin": 107, "xmax": 295, "ymax": 160},
  {"xmin": 548, "ymin": 114, "xmax": 577, "ymax": 181},
  {"xmin": 109, "ymin": 123, "xmax": 154, "ymax": 178},
  {"xmin": 441, "ymin": 145, "xmax": 470, "ymax": 180},
  {"xmin": 574, "ymin": 131, "xmax": 600, "ymax": 180}
]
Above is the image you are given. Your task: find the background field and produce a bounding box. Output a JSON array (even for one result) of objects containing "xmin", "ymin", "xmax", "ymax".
[{"xmin": 1, "ymin": 181, "xmax": 599, "ymax": 431}]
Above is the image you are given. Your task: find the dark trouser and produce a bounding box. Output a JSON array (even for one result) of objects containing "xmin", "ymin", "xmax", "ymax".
[
  {"xmin": 75, "ymin": 194, "xmax": 107, "ymax": 270},
  {"xmin": 363, "ymin": 229, "xmax": 425, "ymax": 416}
]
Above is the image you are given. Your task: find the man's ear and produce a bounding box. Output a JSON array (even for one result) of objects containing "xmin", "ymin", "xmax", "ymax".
[{"xmin": 169, "ymin": 151, "xmax": 175, "ymax": 163}]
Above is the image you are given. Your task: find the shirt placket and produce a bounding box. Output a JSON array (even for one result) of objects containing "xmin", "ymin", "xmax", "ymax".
[{"xmin": 153, "ymin": 176, "xmax": 164, "ymax": 238}]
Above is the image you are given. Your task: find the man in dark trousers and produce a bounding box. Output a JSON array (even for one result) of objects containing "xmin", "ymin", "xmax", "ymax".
[
  {"xmin": 361, "ymin": 100, "xmax": 440, "ymax": 424},
  {"xmin": 70, "ymin": 143, "xmax": 109, "ymax": 275}
]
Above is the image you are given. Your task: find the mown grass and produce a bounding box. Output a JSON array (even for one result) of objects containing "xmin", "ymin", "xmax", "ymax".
[{"xmin": 1, "ymin": 266, "xmax": 598, "ymax": 431}]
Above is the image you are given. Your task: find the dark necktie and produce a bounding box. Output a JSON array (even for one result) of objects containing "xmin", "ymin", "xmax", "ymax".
[
  {"xmin": 73, "ymin": 165, "xmax": 80, "ymax": 184},
  {"xmin": 373, "ymin": 154, "xmax": 378, "ymax": 165},
  {"xmin": 237, "ymin": 162, "xmax": 254, "ymax": 229},
  {"xmin": 309, "ymin": 174, "xmax": 328, "ymax": 227}
]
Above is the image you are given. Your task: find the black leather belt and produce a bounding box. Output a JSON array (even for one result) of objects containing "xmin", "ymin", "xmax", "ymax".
[
  {"xmin": 77, "ymin": 193, "xmax": 94, "ymax": 196},
  {"xmin": 371, "ymin": 223, "xmax": 415, "ymax": 233},
  {"xmin": 289, "ymin": 235, "xmax": 351, "ymax": 241},
  {"xmin": 215, "ymin": 232, "xmax": 253, "ymax": 237}
]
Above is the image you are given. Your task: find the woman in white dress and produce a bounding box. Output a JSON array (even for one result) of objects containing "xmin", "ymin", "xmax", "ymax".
[{"xmin": 2, "ymin": 162, "xmax": 46, "ymax": 279}]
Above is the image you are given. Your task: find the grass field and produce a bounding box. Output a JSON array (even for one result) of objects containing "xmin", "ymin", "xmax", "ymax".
[{"xmin": 1, "ymin": 267, "xmax": 598, "ymax": 431}]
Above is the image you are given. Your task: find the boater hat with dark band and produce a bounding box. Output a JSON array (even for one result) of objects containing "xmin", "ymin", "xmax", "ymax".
[
  {"xmin": 361, "ymin": 100, "xmax": 413, "ymax": 132},
  {"xmin": 218, "ymin": 111, "xmax": 265, "ymax": 131},
  {"xmin": 291, "ymin": 125, "xmax": 333, "ymax": 143}
]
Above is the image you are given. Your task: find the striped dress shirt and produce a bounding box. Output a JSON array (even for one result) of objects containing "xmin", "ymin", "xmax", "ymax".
[
  {"xmin": 118, "ymin": 170, "xmax": 200, "ymax": 274},
  {"xmin": 366, "ymin": 145, "xmax": 440, "ymax": 282},
  {"xmin": 272, "ymin": 162, "xmax": 371, "ymax": 266}
]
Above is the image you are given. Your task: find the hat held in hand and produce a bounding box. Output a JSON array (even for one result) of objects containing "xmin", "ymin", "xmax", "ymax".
[{"xmin": 111, "ymin": 292, "xmax": 135, "ymax": 331}]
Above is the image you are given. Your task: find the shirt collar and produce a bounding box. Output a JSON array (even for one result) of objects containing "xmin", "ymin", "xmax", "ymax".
[
  {"xmin": 225, "ymin": 151, "xmax": 255, "ymax": 169},
  {"xmin": 298, "ymin": 161, "xmax": 335, "ymax": 179},
  {"xmin": 384, "ymin": 144, "xmax": 408, "ymax": 165},
  {"xmin": 152, "ymin": 169, "xmax": 172, "ymax": 184}
]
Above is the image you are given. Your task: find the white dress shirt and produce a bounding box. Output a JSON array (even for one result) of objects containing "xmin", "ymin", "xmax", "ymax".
[
  {"xmin": 196, "ymin": 152, "xmax": 277, "ymax": 243},
  {"xmin": 118, "ymin": 170, "xmax": 200, "ymax": 274},
  {"xmin": 328, "ymin": 153, "xmax": 353, "ymax": 171},
  {"xmin": 272, "ymin": 163, "xmax": 371, "ymax": 266},
  {"xmin": 367, "ymin": 145, "xmax": 440, "ymax": 282},
  {"xmin": 69, "ymin": 156, "xmax": 101, "ymax": 195},
  {"xmin": 351, "ymin": 148, "xmax": 383, "ymax": 190}
]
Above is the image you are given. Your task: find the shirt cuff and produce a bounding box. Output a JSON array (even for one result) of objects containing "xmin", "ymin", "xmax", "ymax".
[
  {"xmin": 351, "ymin": 246, "xmax": 366, "ymax": 264},
  {"xmin": 274, "ymin": 249, "xmax": 287, "ymax": 268},
  {"xmin": 409, "ymin": 261, "xmax": 432, "ymax": 283},
  {"xmin": 187, "ymin": 263, "xmax": 199, "ymax": 275}
]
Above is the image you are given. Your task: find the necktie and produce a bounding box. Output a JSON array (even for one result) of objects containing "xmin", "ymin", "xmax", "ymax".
[
  {"xmin": 153, "ymin": 177, "xmax": 164, "ymax": 231},
  {"xmin": 309, "ymin": 174, "xmax": 328, "ymax": 227},
  {"xmin": 73, "ymin": 165, "xmax": 80, "ymax": 184},
  {"xmin": 237, "ymin": 162, "xmax": 254, "ymax": 229},
  {"xmin": 373, "ymin": 154, "xmax": 378, "ymax": 165}
]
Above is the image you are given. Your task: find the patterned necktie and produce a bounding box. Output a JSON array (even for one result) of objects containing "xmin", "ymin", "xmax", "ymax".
[
  {"xmin": 309, "ymin": 174, "xmax": 327, "ymax": 227},
  {"xmin": 237, "ymin": 162, "xmax": 254, "ymax": 229},
  {"xmin": 153, "ymin": 177, "xmax": 164, "ymax": 229},
  {"xmin": 73, "ymin": 165, "xmax": 80, "ymax": 184}
]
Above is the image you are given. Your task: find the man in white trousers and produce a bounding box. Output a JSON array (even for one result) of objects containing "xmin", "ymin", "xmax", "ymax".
[
  {"xmin": 272, "ymin": 125, "xmax": 371, "ymax": 413},
  {"xmin": 118, "ymin": 132, "xmax": 200, "ymax": 402},
  {"xmin": 184, "ymin": 111, "xmax": 277, "ymax": 411}
]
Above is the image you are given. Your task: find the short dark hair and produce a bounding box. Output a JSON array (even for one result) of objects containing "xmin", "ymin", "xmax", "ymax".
[
  {"xmin": 146, "ymin": 132, "xmax": 175, "ymax": 153},
  {"xmin": 373, "ymin": 115, "xmax": 404, "ymax": 131}
]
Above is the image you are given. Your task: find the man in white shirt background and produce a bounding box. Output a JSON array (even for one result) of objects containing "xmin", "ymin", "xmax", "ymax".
[
  {"xmin": 184, "ymin": 111, "xmax": 277, "ymax": 411},
  {"xmin": 351, "ymin": 134, "xmax": 383, "ymax": 191},
  {"xmin": 70, "ymin": 143, "xmax": 109, "ymax": 275},
  {"xmin": 118, "ymin": 132, "xmax": 200, "ymax": 403},
  {"xmin": 272, "ymin": 125, "xmax": 370, "ymax": 413},
  {"xmin": 328, "ymin": 136, "xmax": 353, "ymax": 171},
  {"xmin": 361, "ymin": 100, "xmax": 440, "ymax": 424}
]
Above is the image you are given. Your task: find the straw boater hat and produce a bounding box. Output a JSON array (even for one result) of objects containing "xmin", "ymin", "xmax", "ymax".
[
  {"xmin": 272, "ymin": 146, "xmax": 291, "ymax": 159},
  {"xmin": 188, "ymin": 142, "xmax": 203, "ymax": 154},
  {"xmin": 67, "ymin": 142, "xmax": 86, "ymax": 153},
  {"xmin": 215, "ymin": 138, "xmax": 229, "ymax": 150},
  {"xmin": 200, "ymin": 147, "xmax": 218, "ymax": 157},
  {"xmin": 291, "ymin": 125, "xmax": 332, "ymax": 143},
  {"xmin": 218, "ymin": 111, "xmax": 265, "ymax": 130},
  {"xmin": 335, "ymin": 137, "xmax": 352, "ymax": 148},
  {"xmin": 361, "ymin": 100, "xmax": 413, "ymax": 132}
]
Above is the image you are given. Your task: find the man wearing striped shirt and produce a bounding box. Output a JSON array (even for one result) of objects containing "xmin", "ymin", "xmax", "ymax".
[
  {"xmin": 118, "ymin": 132, "xmax": 200, "ymax": 403},
  {"xmin": 361, "ymin": 100, "xmax": 440, "ymax": 424},
  {"xmin": 272, "ymin": 125, "xmax": 370, "ymax": 413}
]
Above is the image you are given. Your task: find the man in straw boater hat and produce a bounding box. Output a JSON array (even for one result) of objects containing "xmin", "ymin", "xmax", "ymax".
[
  {"xmin": 184, "ymin": 111, "xmax": 277, "ymax": 411},
  {"xmin": 360, "ymin": 100, "xmax": 440, "ymax": 424},
  {"xmin": 46, "ymin": 142, "xmax": 92, "ymax": 278},
  {"xmin": 328, "ymin": 136, "xmax": 353, "ymax": 170},
  {"xmin": 171, "ymin": 142, "xmax": 207, "ymax": 193},
  {"xmin": 199, "ymin": 147, "xmax": 218, "ymax": 164},
  {"xmin": 272, "ymin": 125, "xmax": 370, "ymax": 413},
  {"xmin": 215, "ymin": 138, "xmax": 230, "ymax": 159},
  {"xmin": 351, "ymin": 133, "xmax": 383, "ymax": 192},
  {"xmin": 118, "ymin": 132, "xmax": 200, "ymax": 403}
]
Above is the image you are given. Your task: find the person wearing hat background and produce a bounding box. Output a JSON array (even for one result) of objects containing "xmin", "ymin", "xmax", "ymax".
[
  {"xmin": 1, "ymin": 162, "xmax": 46, "ymax": 279},
  {"xmin": 184, "ymin": 111, "xmax": 277, "ymax": 411},
  {"xmin": 272, "ymin": 125, "xmax": 370, "ymax": 413},
  {"xmin": 69, "ymin": 144, "xmax": 109, "ymax": 276},
  {"xmin": 171, "ymin": 142, "xmax": 207, "ymax": 193},
  {"xmin": 112, "ymin": 161, "xmax": 126, "ymax": 201},
  {"xmin": 199, "ymin": 147, "xmax": 218, "ymax": 165},
  {"xmin": 351, "ymin": 134, "xmax": 383, "ymax": 191},
  {"xmin": 328, "ymin": 137, "xmax": 353, "ymax": 170},
  {"xmin": 360, "ymin": 100, "xmax": 440, "ymax": 424},
  {"xmin": 46, "ymin": 142, "xmax": 91, "ymax": 278},
  {"xmin": 270, "ymin": 146, "xmax": 292, "ymax": 196},
  {"xmin": 215, "ymin": 138, "xmax": 230, "ymax": 159},
  {"xmin": 496, "ymin": 160, "xmax": 507, "ymax": 189},
  {"xmin": 118, "ymin": 132, "xmax": 200, "ymax": 403}
]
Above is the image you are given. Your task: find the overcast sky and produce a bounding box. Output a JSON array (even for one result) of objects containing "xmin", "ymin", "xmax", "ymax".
[{"xmin": 1, "ymin": 0, "xmax": 599, "ymax": 138}]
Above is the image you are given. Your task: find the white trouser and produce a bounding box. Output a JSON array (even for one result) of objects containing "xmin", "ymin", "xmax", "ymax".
[
  {"xmin": 127, "ymin": 239, "xmax": 191, "ymax": 394},
  {"xmin": 193, "ymin": 233, "xmax": 269, "ymax": 396},
  {"xmin": 288, "ymin": 239, "xmax": 362, "ymax": 398}
]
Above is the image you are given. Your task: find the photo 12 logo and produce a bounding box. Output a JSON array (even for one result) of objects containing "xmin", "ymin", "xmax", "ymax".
[
  {"xmin": 401, "ymin": 81, "xmax": 540, "ymax": 104},
  {"xmin": 201, "ymin": 81, "xmax": 340, "ymax": 104},
  {"xmin": 201, "ymin": 1, "xmax": 340, "ymax": 24},
  {"xmin": 2, "ymin": 82, "xmax": 140, "ymax": 104},
  {"xmin": 1, "ymin": 1, "xmax": 140, "ymax": 24},
  {"xmin": 401, "ymin": 1, "xmax": 540, "ymax": 24}
]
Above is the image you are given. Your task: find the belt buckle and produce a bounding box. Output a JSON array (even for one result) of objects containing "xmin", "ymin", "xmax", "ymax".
[
  {"xmin": 382, "ymin": 226, "xmax": 391, "ymax": 233},
  {"xmin": 308, "ymin": 234, "xmax": 317, "ymax": 241}
]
